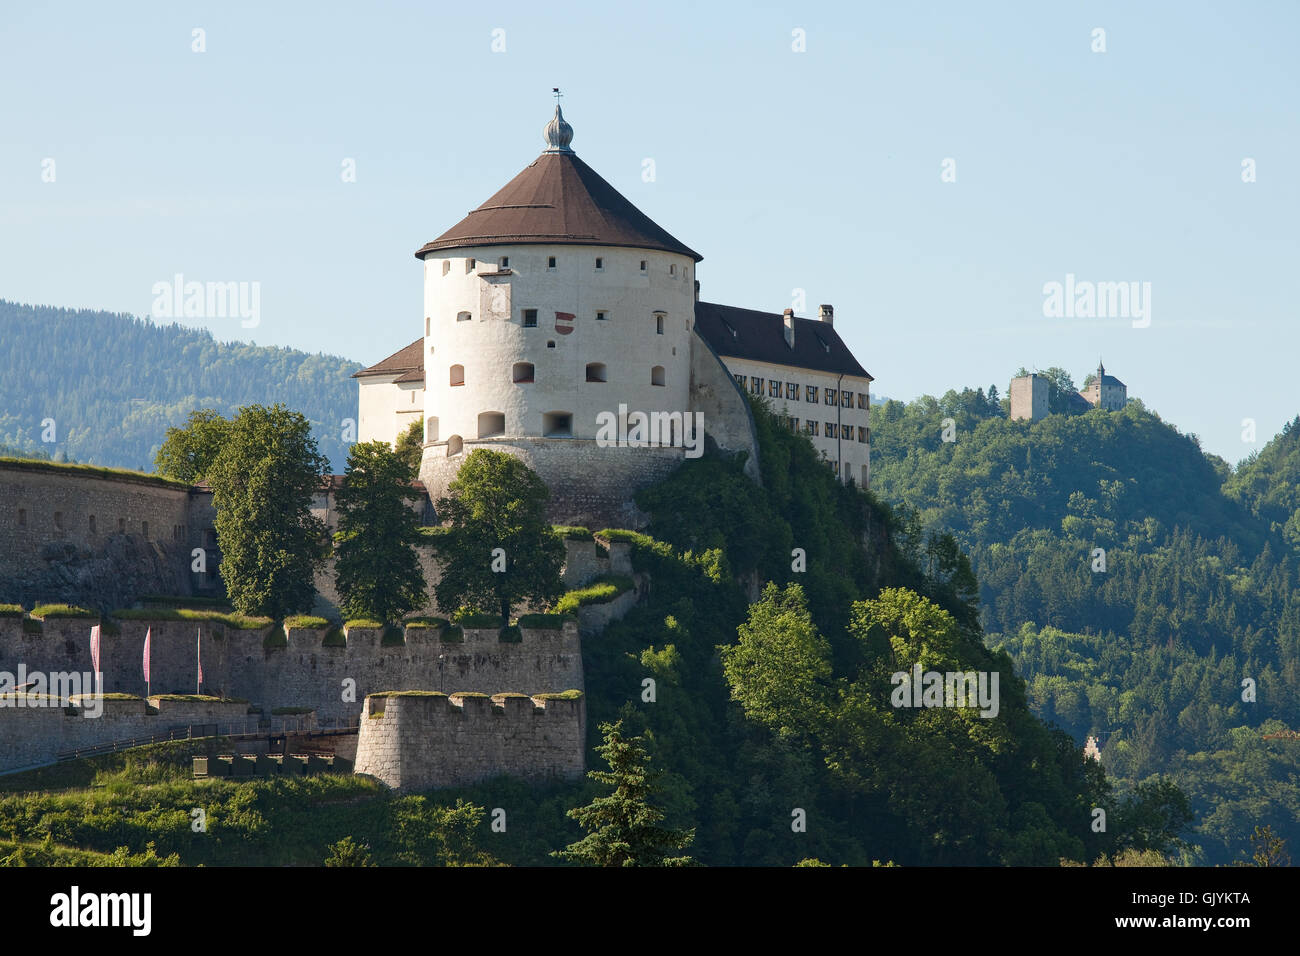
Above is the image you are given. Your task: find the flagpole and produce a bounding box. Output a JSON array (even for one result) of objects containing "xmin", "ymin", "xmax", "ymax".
[{"xmin": 197, "ymin": 626, "xmax": 202, "ymax": 695}]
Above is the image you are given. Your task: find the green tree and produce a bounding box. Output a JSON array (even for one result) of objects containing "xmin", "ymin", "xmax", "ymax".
[
  {"xmin": 1236, "ymin": 824, "xmax": 1291, "ymax": 867},
  {"xmin": 334, "ymin": 440, "xmax": 428, "ymax": 622},
  {"xmin": 323, "ymin": 836, "xmax": 375, "ymax": 867},
  {"xmin": 393, "ymin": 419, "xmax": 423, "ymax": 478},
  {"xmin": 154, "ymin": 408, "xmax": 232, "ymax": 482},
  {"xmin": 720, "ymin": 582, "xmax": 832, "ymax": 739},
  {"xmin": 554, "ymin": 720, "xmax": 695, "ymax": 866},
  {"xmin": 206, "ymin": 403, "xmax": 329, "ymax": 618},
  {"xmin": 430, "ymin": 450, "xmax": 565, "ymax": 622}
]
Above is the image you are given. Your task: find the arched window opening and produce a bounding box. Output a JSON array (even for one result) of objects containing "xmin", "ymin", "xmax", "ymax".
[
  {"xmin": 478, "ymin": 412, "xmax": 506, "ymax": 438},
  {"xmin": 450, "ymin": 364, "xmax": 465, "ymax": 386},
  {"xmin": 543, "ymin": 412, "xmax": 573, "ymax": 438},
  {"xmin": 426, "ymin": 417, "xmax": 439, "ymax": 442},
  {"xmin": 447, "ymin": 435, "xmax": 463, "ymax": 457},
  {"xmin": 512, "ymin": 362, "xmax": 535, "ymax": 383},
  {"xmin": 586, "ymin": 363, "xmax": 607, "ymax": 383},
  {"xmin": 651, "ymin": 366, "xmax": 666, "ymax": 386}
]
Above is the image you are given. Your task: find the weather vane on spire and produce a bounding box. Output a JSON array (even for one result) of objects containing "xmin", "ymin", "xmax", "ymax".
[
  {"xmin": 552, "ymin": 87, "xmax": 563, "ymax": 103},
  {"xmin": 543, "ymin": 90, "xmax": 574, "ymax": 153}
]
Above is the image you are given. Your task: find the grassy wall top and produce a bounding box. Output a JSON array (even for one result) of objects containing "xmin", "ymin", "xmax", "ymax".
[
  {"xmin": 0, "ymin": 456, "xmax": 191, "ymax": 490},
  {"xmin": 554, "ymin": 575, "xmax": 635, "ymax": 615},
  {"xmin": 283, "ymin": 615, "xmax": 330, "ymax": 629},
  {"xmin": 534, "ymin": 689, "xmax": 583, "ymax": 701},
  {"xmin": 370, "ymin": 690, "xmax": 449, "ymax": 699},
  {"xmin": 552, "ymin": 525, "xmax": 593, "ymax": 540},
  {"xmin": 0, "ymin": 604, "xmax": 25, "ymax": 618},
  {"xmin": 111, "ymin": 608, "xmax": 272, "ymax": 629},
  {"xmin": 30, "ymin": 604, "xmax": 98, "ymax": 619},
  {"xmin": 149, "ymin": 694, "xmax": 243, "ymax": 703}
]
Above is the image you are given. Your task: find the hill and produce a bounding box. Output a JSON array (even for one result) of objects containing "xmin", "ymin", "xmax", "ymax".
[
  {"xmin": 869, "ymin": 389, "xmax": 1300, "ymax": 864},
  {"xmin": 0, "ymin": 300, "xmax": 362, "ymax": 473}
]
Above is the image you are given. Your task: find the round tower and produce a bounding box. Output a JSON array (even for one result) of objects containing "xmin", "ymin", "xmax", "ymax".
[{"xmin": 414, "ymin": 104, "xmax": 703, "ymax": 527}]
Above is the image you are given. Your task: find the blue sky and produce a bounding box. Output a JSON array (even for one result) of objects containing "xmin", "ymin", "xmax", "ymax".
[{"xmin": 2, "ymin": 1, "xmax": 1296, "ymax": 463}]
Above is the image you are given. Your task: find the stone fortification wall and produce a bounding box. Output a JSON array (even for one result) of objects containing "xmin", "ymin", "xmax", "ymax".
[
  {"xmin": 689, "ymin": 330, "xmax": 762, "ymax": 481},
  {"xmin": 0, "ymin": 461, "xmax": 210, "ymax": 610},
  {"xmin": 0, "ymin": 695, "xmax": 249, "ymax": 774},
  {"xmin": 353, "ymin": 691, "xmax": 584, "ymax": 792},
  {"xmin": 0, "ymin": 617, "xmax": 583, "ymax": 724}
]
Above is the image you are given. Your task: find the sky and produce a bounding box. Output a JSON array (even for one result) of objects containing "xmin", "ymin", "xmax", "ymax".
[{"xmin": 1, "ymin": 1, "xmax": 1296, "ymax": 464}]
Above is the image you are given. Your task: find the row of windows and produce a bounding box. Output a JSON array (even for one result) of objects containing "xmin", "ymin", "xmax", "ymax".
[
  {"xmin": 738, "ymin": 375, "xmax": 868, "ymax": 408},
  {"xmin": 441, "ymin": 256, "xmax": 684, "ymax": 277},
  {"xmin": 14, "ymin": 509, "xmax": 184, "ymax": 540},
  {"xmin": 432, "ymin": 409, "xmax": 693, "ymax": 446},
  {"xmin": 441, "ymin": 308, "xmax": 668, "ymax": 334},
  {"xmin": 782, "ymin": 418, "xmax": 870, "ymax": 442},
  {"xmin": 449, "ymin": 363, "xmax": 667, "ymax": 387}
]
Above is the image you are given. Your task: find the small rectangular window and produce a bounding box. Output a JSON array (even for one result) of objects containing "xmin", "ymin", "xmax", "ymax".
[
  {"xmin": 639, "ymin": 260, "xmax": 647, "ymax": 271},
  {"xmin": 548, "ymin": 256, "xmax": 557, "ymax": 269},
  {"xmin": 441, "ymin": 260, "xmax": 451, "ymax": 275},
  {"xmin": 751, "ymin": 378, "xmax": 764, "ymax": 395},
  {"xmin": 806, "ymin": 385, "xmax": 818, "ymax": 403},
  {"xmin": 669, "ymin": 264, "xmax": 676, "ymax": 276},
  {"xmin": 466, "ymin": 258, "xmax": 475, "ymax": 274},
  {"xmin": 596, "ymin": 311, "xmax": 607, "ymax": 321},
  {"xmin": 595, "ymin": 257, "xmax": 604, "ymax": 270},
  {"xmin": 841, "ymin": 391, "xmax": 853, "ymax": 408},
  {"xmin": 825, "ymin": 423, "xmax": 837, "ymax": 438},
  {"xmin": 858, "ymin": 426, "xmax": 868, "ymax": 443},
  {"xmin": 523, "ymin": 309, "xmax": 538, "ymax": 328},
  {"xmin": 786, "ymin": 382, "xmax": 798, "ymax": 399},
  {"xmin": 499, "ymin": 256, "xmax": 509, "ymax": 268},
  {"xmin": 733, "ymin": 374, "xmax": 747, "ymax": 389},
  {"xmin": 825, "ymin": 389, "xmax": 837, "ymax": 405},
  {"xmin": 807, "ymin": 421, "xmax": 819, "ymax": 436},
  {"xmin": 768, "ymin": 380, "xmax": 780, "ymax": 398},
  {"xmin": 655, "ymin": 314, "xmax": 664, "ymax": 334},
  {"xmin": 858, "ymin": 392, "xmax": 868, "ymax": 409}
]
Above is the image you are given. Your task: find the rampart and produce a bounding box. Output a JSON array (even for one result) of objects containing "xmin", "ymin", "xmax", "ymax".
[
  {"xmin": 0, "ymin": 616, "xmax": 584, "ymax": 724},
  {"xmin": 0, "ymin": 460, "xmax": 215, "ymax": 610},
  {"xmin": 0, "ymin": 695, "xmax": 249, "ymax": 775},
  {"xmin": 353, "ymin": 691, "xmax": 585, "ymax": 791}
]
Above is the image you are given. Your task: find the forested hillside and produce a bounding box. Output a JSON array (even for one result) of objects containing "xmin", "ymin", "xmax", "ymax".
[
  {"xmin": 0, "ymin": 301, "xmax": 361, "ymax": 472},
  {"xmin": 869, "ymin": 388, "xmax": 1300, "ymax": 864}
]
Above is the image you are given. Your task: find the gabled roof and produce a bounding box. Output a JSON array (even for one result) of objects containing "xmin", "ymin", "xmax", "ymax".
[
  {"xmin": 353, "ymin": 338, "xmax": 424, "ymax": 380},
  {"xmin": 693, "ymin": 302, "xmax": 872, "ymax": 381},
  {"xmin": 414, "ymin": 151, "xmax": 702, "ymax": 262},
  {"xmin": 1100, "ymin": 374, "xmax": 1125, "ymax": 387}
]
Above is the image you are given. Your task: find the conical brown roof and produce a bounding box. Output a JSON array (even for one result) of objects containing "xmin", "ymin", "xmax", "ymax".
[{"xmin": 414, "ymin": 151, "xmax": 702, "ymax": 262}]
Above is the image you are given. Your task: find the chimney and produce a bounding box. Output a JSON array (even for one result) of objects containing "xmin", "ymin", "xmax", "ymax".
[
  {"xmin": 694, "ymin": 279, "xmax": 700, "ymax": 303},
  {"xmin": 818, "ymin": 304, "xmax": 834, "ymax": 328},
  {"xmin": 782, "ymin": 308, "xmax": 795, "ymax": 348}
]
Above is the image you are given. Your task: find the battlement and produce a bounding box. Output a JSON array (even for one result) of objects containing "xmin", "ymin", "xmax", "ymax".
[{"xmin": 354, "ymin": 689, "xmax": 584, "ymax": 791}]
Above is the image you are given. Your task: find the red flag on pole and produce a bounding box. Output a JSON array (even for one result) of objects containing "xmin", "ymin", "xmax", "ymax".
[
  {"xmin": 89, "ymin": 624, "xmax": 101, "ymax": 673},
  {"xmin": 197, "ymin": 627, "xmax": 204, "ymax": 692},
  {"xmin": 143, "ymin": 627, "xmax": 151, "ymax": 687}
]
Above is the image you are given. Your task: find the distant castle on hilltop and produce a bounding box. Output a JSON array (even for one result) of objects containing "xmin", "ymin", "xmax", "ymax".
[
  {"xmin": 354, "ymin": 102, "xmax": 874, "ymax": 527},
  {"xmin": 1009, "ymin": 360, "xmax": 1128, "ymax": 423}
]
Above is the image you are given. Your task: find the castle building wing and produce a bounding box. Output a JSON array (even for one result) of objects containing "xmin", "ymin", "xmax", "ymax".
[
  {"xmin": 693, "ymin": 302, "xmax": 872, "ymax": 381},
  {"xmin": 353, "ymin": 337, "xmax": 425, "ymax": 382}
]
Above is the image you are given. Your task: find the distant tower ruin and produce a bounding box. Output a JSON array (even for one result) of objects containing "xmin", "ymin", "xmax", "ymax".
[{"xmin": 1009, "ymin": 373, "xmax": 1048, "ymax": 422}]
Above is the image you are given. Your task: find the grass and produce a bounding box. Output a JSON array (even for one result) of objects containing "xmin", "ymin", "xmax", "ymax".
[
  {"xmin": 595, "ymin": 528, "xmax": 652, "ymax": 546},
  {"xmin": 533, "ymin": 689, "xmax": 583, "ymax": 701},
  {"xmin": 404, "ymin": 616, "xmax": 449, "ymax": 629},
  {"xmin": 284, "ymin": 615, "xmax": 330, "ymax": 630},
  {"xmin": 451, "ymin": 692, "xmax": 489, "ymax": 699},
  {"xmin": 110, "ymin": 607, "xmax": 272, "ymax": 629},
  {"xmin": 517, "ymin": 613, "xmax": 570, "ymax": 630},
  {"xmin": 552, "ymin": 525, "xmax": 593, "ymax": 540},
  {"xmin": 148, "ymin": 694, "xmax": 237, "ymax": 703},
  {"xmin": 344, "ymin": 619, "xmax": 384, "ymax": 630},
  {"xmin": 368, "ymin": 690, "xmax": 448, "ymax": 698},
  {"xmin": 0, "ymin": 604, "xmax": 25, "ymax": 618},
  {"xmin": 29, "ymin": 604, "xmax": 98, "ymax": 619},
  {"xmin": 0, "ymin": 456, "xmax": 191, "ymax": 489},
  {"xmin": 554, "ymin": 575, "xmax": 635, "ymax": 615}
]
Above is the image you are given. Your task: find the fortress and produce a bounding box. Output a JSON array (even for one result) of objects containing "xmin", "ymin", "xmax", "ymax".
[
  {"xmin": 0, "ymin": 101, "xmax": 875, "ymax": 792},
  {"xmin": 356, "ymin": 103, "xmax": 874, "ymax": 526}
]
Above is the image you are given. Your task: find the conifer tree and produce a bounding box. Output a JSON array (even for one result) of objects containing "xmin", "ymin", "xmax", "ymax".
[{"xmin": 554, "ymin": 720, "xmax": 695, "ymax": 867}]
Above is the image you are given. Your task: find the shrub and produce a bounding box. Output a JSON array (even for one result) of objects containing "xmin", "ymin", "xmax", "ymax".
[
  {"xmin": 283, "ymin": 615, "xmax": 330, "ymax": 629},
  {"xmin": 454, "ymin": 611, "xmax": 505, "ymax": 629},
  {"xmin": 554, "ymin": 575, "xmax": 634, "ymax": 615},
  {"xmin": 29, "ymin": 604, "xmax": 97, "ymax": 619},
  {"xmin": 517, "ymin": 613, "xmax": 569, "ymax": 630}
]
